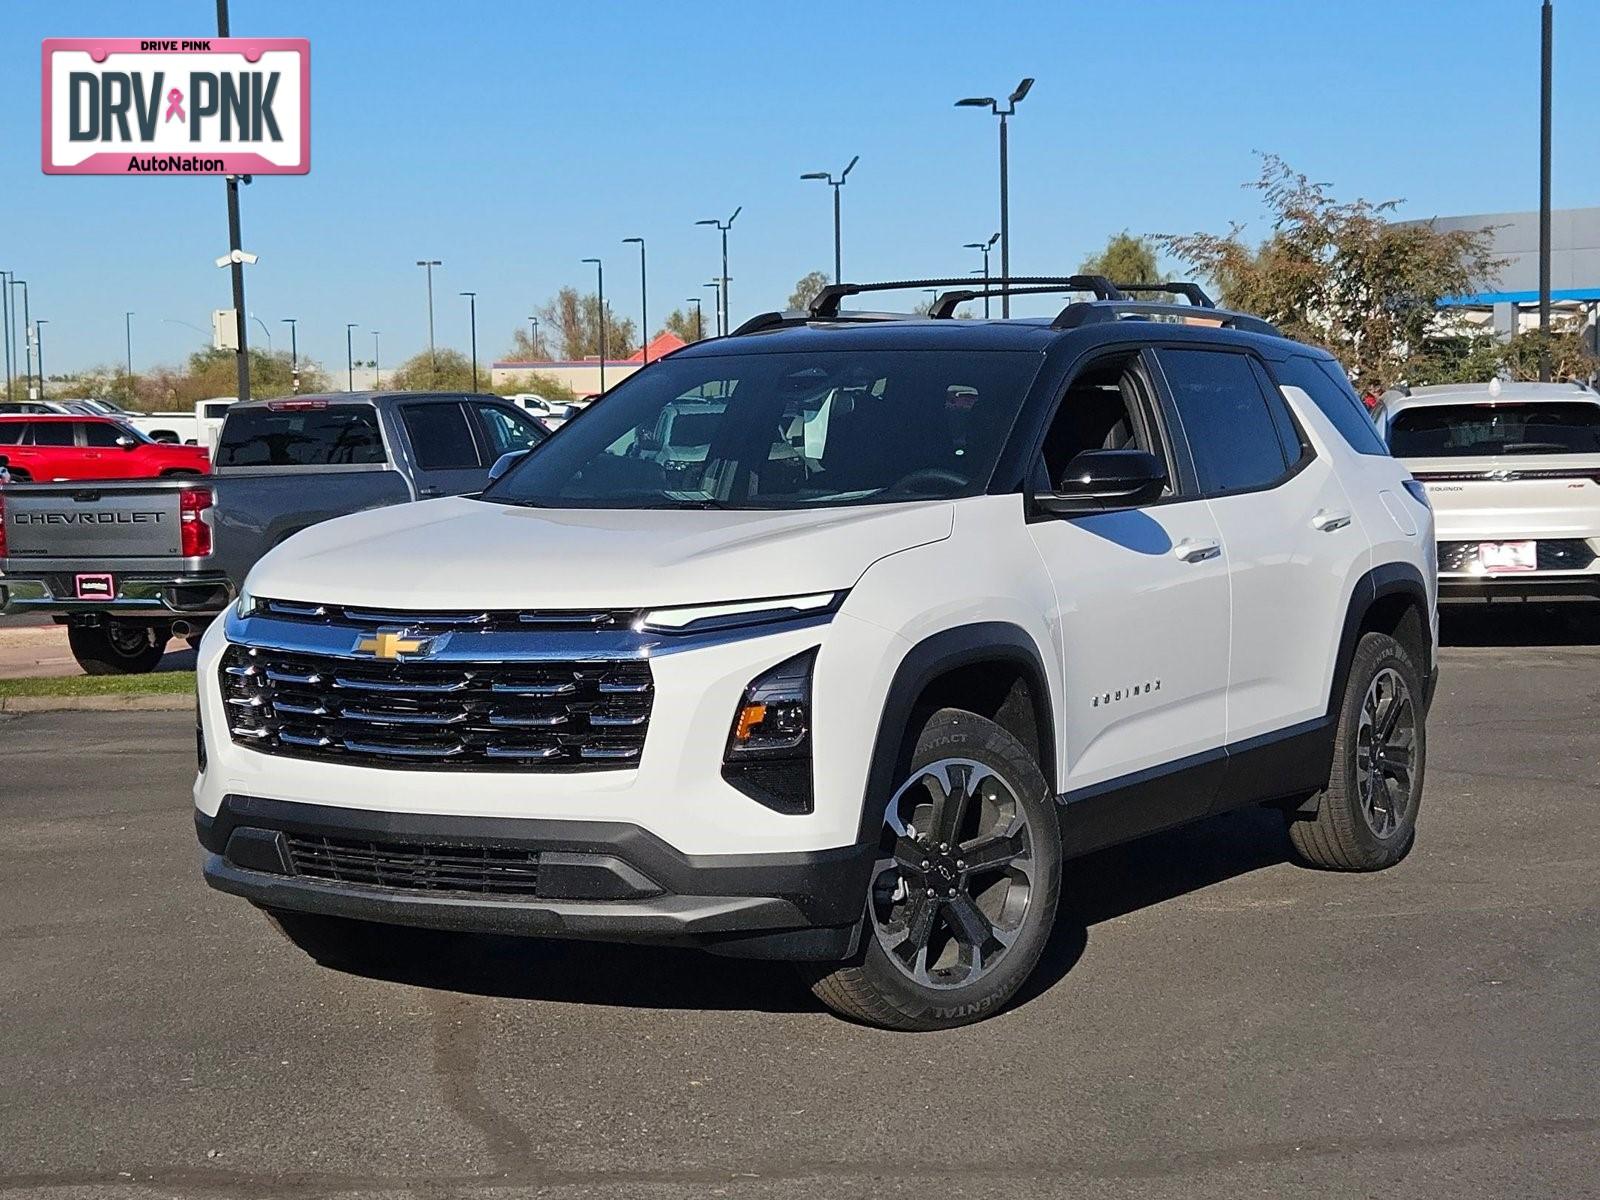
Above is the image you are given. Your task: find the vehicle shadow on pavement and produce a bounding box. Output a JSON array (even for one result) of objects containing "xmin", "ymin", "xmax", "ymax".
[{"xmin": 1439, "ymin": 604, "xmax": 1600, "ymax": 648}]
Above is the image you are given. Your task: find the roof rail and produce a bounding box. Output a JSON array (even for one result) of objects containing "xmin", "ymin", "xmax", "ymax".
[
  {"xmin": 1051, "ymin": 300, "xmax": 1280, "ymax": 337},
  {"xmin": 925, "ymin": 277, "xmax": 1134, "ymax": 319},
  {"xmin": 810, "ymin": 275, "xmax": 1125, "ymax": 320},
  {"xmin": 1113, "ymin": 281, "xmax": 1215, "ymax": 308},
  {"xmin": 728, "ymin": 309, "xmax": 912, "ymax": 336}
]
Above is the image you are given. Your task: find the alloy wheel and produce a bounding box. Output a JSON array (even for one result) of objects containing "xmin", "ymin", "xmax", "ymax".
[{"xmin": 1356, "ymin": 667, "xmax": 1416, "ymax": 838}]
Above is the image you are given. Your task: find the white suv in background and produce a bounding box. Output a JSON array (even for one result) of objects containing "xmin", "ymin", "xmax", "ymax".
[
  {"xmin": 1377, "ymin": 380, "xmax": 1600, "ymax": 604},
  {"xmin": 195, "ymin": 276, "xmax": 1437, "ymax": 1030}
]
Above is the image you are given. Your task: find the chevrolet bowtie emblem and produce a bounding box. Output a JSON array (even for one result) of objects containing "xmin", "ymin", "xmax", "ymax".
[{"xmin": 354, "ymin": 629, "xmax": 431, "ymax": 660}]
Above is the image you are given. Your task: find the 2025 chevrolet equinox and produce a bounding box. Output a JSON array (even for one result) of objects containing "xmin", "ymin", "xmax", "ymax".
[{"xmin": 196, "ymin": 276, "xmax": 1437, "ymax": 1030}]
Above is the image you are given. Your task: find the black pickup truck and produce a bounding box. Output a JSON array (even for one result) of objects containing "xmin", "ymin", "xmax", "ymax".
[{"xmin": 0, "ymin": 391, "xmax": 546, "ymax": 673}]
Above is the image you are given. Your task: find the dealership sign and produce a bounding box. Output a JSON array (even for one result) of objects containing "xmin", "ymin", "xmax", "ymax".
[{"xmin": 42, "ymin": 38, "xmax": 309, "ymax": 175}]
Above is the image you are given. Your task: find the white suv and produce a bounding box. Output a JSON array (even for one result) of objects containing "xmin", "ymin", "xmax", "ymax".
[
  {"xmin": 195, "ymin": 277, "xmax": 1437, "ymax": 1030},
  {"xmin": 1376, "ymin": 380, "xmax": 1600, "ymax": 603}
]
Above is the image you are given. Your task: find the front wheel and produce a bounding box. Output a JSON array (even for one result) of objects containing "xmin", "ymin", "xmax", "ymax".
[
  {"xmin": 1286, "ymin": 631, "xmax": 1426, "ymax": 870},
  {"xmin": 805, "ymin": 708, "xmax": 1061, "ymax": 1031},
  {"xmin": 67, "ymin": 623, "xmax": 167, "ymax": 675}
]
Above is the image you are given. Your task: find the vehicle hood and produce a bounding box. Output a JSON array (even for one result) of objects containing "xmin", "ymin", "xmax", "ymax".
[{"xmin": 246, "ymin": 496, "xmax": 954, "ymax": 609}]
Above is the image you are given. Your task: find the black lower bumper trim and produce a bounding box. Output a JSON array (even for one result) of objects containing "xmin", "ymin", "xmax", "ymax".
[
  {"xmin": 1439, "ymin": 576, "xmax": 1600, "ymax": 602},
  {"xmin": 196, "ymin": 795, "xmax": 872, "ymax": 960}
]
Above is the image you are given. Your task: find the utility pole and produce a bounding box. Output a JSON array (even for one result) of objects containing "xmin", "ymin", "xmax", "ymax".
[
  {"xmin": 1538, "ymin": 0, "xmax": 1553, "ymax": 381},
  {"xmin": 124, "ymin": 311, "xmax": 135, "ymax": 387},
  {"xmin": 33, "ymin": 319, "xmax": 47, "ymax": 399},
  {"xmin": 372, "ymin": 330, "xmax": 381, "ymax": 389},
  {"xmin": 1, "ymin": 270, "xmax": 12, "ymax": 401},
  {"xmin": 13, "ymin": 280, "xmax": 33, "ymax": 399},
  {"xmin": 282, "ymin": 318, "xmax": 299, "ymax": 393},
  {"xmin": 217, "ymin": 0, "xmax": 251, "ymax": 402},
  {"xmin": 460, "ymin": 292, "xmax": 478, "ymax": 390},
  {"xmin": 416, "ymin": 259, "xmax": 442, "ymax": 369},
  {"xmin": 345, "ymin": 323, "xmax": 357, "ymax": 391}
]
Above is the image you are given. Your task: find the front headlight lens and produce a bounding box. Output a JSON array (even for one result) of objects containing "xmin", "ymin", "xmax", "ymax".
[
  {"xmin": 639, "ymin": 592, "xmax": 839, "ymax": 635},
  {"xmin": 723, "ymin": 650, "xmax": 817, "ymax": 814}
]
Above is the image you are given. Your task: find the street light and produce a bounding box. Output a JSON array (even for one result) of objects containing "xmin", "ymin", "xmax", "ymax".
[
  {"xmin": 33, "ymin": 319, "xmax": 48, "ymax": 399},
  {"xmin": 963, "ymin": 232, "xmax": 1001, "ymax": 317},
  {"xmin": 800, "ymin": 154, "xmax": 858, "ymax": 283},
  {"xmin": 695, "ymin": 206, "xmax": 740, "ymax": 334},
  {"xmin": 281, "ymin": 318, "xmax": 299, "ymax": 393},
  {"xmin": 0, "ymin": 270, "xmax": 12, "ymax": 400},
  {"xmin": 345, "ymin": 322, "xmax": 358, "ymax": 392},
  {"xmin": 526, "ymin": 315, "xmax": 540, "ymax": 356},
  {"xmin": 372, "ymin": 330, "xmax": 381, "ymax": 389},
  {"xmin": 685, "ymin": 297, "xmax": 703, "ymax": 342},
  {"xmin": 124, "ymin": 311, "xmax": 135, "ymax": 385},
  {"xmin": 459, "ymin": 292, "xmax": 478, "ymax": 391},
  {"xmin": 416, "ymin": 259, "xmax": 442, "ymax": 368},
  {"xmin": 581, "ymin": 258, "xmax": 606, "ymax": 392},
  {"xmin": 622, "ymin": 237, "xmax": 649, "ymax": 362},
  {"xmin": 250, "ymin": 314, "xmax": 272, "ymax": 353},
  {"xmin": 703, "ymin": 280, "xmax": 723, "ymax": 337},
  {"xmin": 11, "ymin": 279, "xmax": 32, "ymax": 399},
  {"xmin": 956, "ymin": 77, "xmax": 1033, "ymax": 316}
]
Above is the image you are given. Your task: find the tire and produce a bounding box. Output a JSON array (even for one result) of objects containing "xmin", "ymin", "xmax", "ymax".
[
  {"xmin": 805, "ymin": 707, "xmax": 1062, "ymax": 1031},
  {"xmin": 67, "ymin": 623, "xmax": 167, "ymax": 675},
  {"xmin": 1287, "ymin": 631, "xmax": 1426, "ymax": 871}
]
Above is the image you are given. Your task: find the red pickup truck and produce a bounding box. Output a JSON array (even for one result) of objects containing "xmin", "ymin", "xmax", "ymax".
[{"xmin": 0, "ymin": 415, "xmax": 210, "ymax": 482}]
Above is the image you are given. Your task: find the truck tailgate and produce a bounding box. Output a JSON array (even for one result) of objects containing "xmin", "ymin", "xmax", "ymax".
[{"xmin": 2, "ymin": 484, "xmax": 185, "ymax": 560}]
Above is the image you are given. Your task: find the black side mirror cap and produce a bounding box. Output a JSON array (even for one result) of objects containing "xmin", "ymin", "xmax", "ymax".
[{"xmin": 1034, "ymin": 448, "xmax": 1167, "ymax": 516}]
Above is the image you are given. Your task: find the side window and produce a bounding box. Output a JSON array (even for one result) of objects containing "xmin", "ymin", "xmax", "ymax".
[
  {"xmin": 0, "ymin": 423, "xmax": 26, "ymax": 445},
  {"xmin": 471, "ymin": 402, "xmax": 547, "ymax": 459},
  {"xmin": 1156, "ymin": 348, "xmax": 1289, "ymax": 494},
  {"xmin": 401, "ymin": 402, "xmax": 481, "ymax": 470},
  {"xmin": 1271, "ymin": 355, "xmax": 1390, "ymax": 456},
  {"xmin": 31, "ymin": 422, "xmax": 75, "ymax": 447},
  {"xmin": 82, "ymin": 423, "xmax": 124, "ymax": 448},
  {"xmin": 1248, "ymin": 359, "xmax": 1309, "ymax": 466},
  {"xmin": 1038, "ymin": 350, "xmax": 1169, "ymax": 496}
]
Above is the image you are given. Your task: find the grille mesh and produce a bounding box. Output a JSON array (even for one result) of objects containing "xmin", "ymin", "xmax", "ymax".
[
  {"xmin": 1437, "ymin": 539, "xmax": 1597, "ymax": 573},
  {"xmin": 222, "ymin": 646, "xmax": 652, "ymax": 770},
  {"xmin": 284, "ymin": 833, "xmax": 541, "ymax": 895}
]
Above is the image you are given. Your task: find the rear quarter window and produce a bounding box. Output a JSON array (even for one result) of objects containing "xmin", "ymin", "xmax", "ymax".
[
  {"xmin": 215, "ymin": 406, "xmax": 387, "ymax": 468},
  {"xmin": 1271, "ymin": 355, "xmax": 1388, "ymax": 456}
]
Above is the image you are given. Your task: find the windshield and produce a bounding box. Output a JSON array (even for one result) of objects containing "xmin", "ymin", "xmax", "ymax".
[
  {"xmin": 482, "ymin": 349, "xmax": 1042, "ymax": 509},
  {"xmin": 1389, "ymin": 401, "xmax": 1600, "ymax": 457}
]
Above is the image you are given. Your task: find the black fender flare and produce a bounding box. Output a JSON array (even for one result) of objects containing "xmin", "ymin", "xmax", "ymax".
[
  {"xmin": 856, "ymin": 621, "xmax": 1056, "ymax": 844},
  {"xmin": 1326, "ymin": 561, "xmax": 1432, "ymax": 721}
]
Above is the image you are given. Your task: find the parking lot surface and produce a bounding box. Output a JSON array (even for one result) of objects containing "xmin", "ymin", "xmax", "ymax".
[{"xmin": 1, "ymin": 610, "xmax": 1597, "ymax": 1199}]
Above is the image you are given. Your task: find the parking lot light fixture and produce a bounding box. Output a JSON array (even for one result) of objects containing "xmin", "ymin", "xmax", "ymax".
[
  {"xmin": 696, "ymin": 206, "xmax": 740, "ymax": 333},
  {"xmin": 372, "ymin": 330, "xmax": 381, "ymax": 389},
  {"xmin": 801, "ymin": 155, "xmax": 858, "ymax": 283},
  {"xmin": 1, "ymin": 269, "xmax": 12, "ymax": 400},
  {"xmin": 32, "ymin": 318, "xmax": 47, "ymax": 399},
  {"xmin": 345, "ymin": 323, "xmax": 358, "ymax": 392},
  {"xmin": 964, "ymin": 232, "xmax": 1000, "ymax": 316},
  {"xmin": 686, "ymin": 297, "xmax": 703, "ymax": 342},
  {"xmin": 622, "ymin": 237, "xmax": 648, "ymax": 362},
  {"xmin": 526, "ymin": 315, "xmax": 540, "ymax": 356},
  {"xmin": 703, "ymin": 280, "xmax": 723, "ymax": 337},
  {"xmin": 416, "ymin": 259, "xmax": 442, "ymax": 368},
  {"xmin": 124, "ymin": 311, "xmax": 135, "ymax": 386},
  {"xmin": 459, "ymin": 292, "xmax": 479, "ymax": 391},
  {"xmin": 581, "ymin": 259, "xmax": 605, "ymax": 392},
  {"xmin": 281, "ymin": 318, "xmax": 299, "ymax": 393},
  {"xmin": 956, "ymin": 78, "xmax": 1033, "ymax": 316}
]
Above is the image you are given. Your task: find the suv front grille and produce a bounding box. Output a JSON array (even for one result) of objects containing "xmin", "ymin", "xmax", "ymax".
[
  {"xmin": 284, "ymin": 833, "xmax": 542, "ymax": 895},
  {"xmin": 1438, "ymin": 539, "xmax": 1597, "ymax": 573},
  {"xmin": 221, "ymin": 646, "xmax": 652, "ymax": 770}
]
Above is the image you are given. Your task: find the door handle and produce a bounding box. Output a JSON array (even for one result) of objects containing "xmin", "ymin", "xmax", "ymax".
[
  {"xmin": 1312, "ymin": 509, "xmax": 1352, "ymax": 532},
  {"xmin": 1174, "ymin": 538, "xmax": 1221, "ymax": 563}
]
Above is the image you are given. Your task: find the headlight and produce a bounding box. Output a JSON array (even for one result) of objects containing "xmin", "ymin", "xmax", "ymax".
[
  {"xmin": 639, "ymin": 592, "xmax": 840, "ymax": 635},
  {"xmin": 722, "ymin": 649, "xmax": 816, "ymax": 814},
  {"xmin": 234, "ymin": 583, "xmax": 256, "ymax": 618}
]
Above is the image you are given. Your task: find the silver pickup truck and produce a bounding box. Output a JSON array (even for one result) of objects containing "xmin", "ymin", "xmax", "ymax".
[{"xmin": 0, "ymin": 390, "xmax": 547, "ymax": 673}]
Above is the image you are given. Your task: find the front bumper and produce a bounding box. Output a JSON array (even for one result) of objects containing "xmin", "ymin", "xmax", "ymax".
[{"xmin": 197, "ymin": 794, "xmax": 874, "ymax": 960}]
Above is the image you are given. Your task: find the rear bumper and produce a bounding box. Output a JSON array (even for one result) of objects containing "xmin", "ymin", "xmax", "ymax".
[
  {"xmin": 197, "ymin": 794, "xmax": 874, "ymax": 960},
  {"xmin": 1438, "ymin": 575, "xmax": 1600, "ymax": 603},
  {"xmin": 0, "ymin": 572, "xmax": 233, "ymax": 618}
]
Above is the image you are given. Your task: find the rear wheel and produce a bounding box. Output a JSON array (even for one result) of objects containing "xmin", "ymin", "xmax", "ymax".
[
  {"xmin": 805, "ymin": 708, "xmax": 1061, "ymax": 1031},
  {"xmin": 67, "ymin": 623, "xmax": 167, "ymax": 675},
  {"xmin": 1287, "ymin": 631, "xmax": 1425, "ymax": 870}
]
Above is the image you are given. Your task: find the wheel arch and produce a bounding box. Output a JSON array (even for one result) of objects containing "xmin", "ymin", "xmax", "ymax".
[
  {"xmin": 857, "ymin": 622, "xmax": 1056, "ymax": 843},
  {"xmin": 1328, "ymin": 561, "xmax": 1432, "ymax": 721}
]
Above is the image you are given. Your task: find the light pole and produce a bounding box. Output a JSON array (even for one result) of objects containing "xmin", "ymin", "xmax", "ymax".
[
  {"xmin": 526, "ymin": 315, "xmax": 540, "ymax": 355},
  {"xmin": 1, "ymin": 270, "xmax": 13, "ymax": 401},
  {"xmin": 686, "ymin": 297, "xmax": 703, "ymax": 342},
  {"xmin": 581, "ymin": 259, "xmax": 606, "ymax": 392},
  {"xmin": 12, "ymin": 280, "xmax": 33, "ymax": 399},
  {"xmin": 372, "ymin": 331, "xmax": 381, "ymax": 389},
  {"xmin": 964, "ymin": 233, "xmax": 1000, "ymax": 317},
  {"xmin": 460, "ymin": 292, "xmax": 478, "ymax": 391},
  {"xmin": 703, "ymin": 281, "xmax": 723, "ymax": 337},
  {"xmin": 695, "ymin": 206, "xmax": 740, "ymax": 333},
  {"xmin": 250, "ymin": 314, "xmax": 272, "ymax": 353},
  {"xmin": 416, "ymin": 259, "xmax": 442, "ymax": 369},
  {"xmin": 622, "ymin": 237, "xmax": 648, "ymax": 361},
  {"xmin": 1538, "ymin": 0, "xmax": 1553, "ymax": 381},
  {"xmin": 33, "ymin": 319, "xmax": 47, "ymax": 399},
  {"xmin": 956, "ymin": 78, "xmax": 1033, "ymax": 316},
  {"xmin": 124, "ymin": 310, "xmax": 135, "ymax": 388},
  {"xmin": 281, "ymin": 318, "xmax": 299, "ymax": 393},
  {"xmin": 800, "ymin": 155, "xmax": 858, "ymax": 283},
  {"xmin": 345, "ymin": 323, "xmax": 357, "ymax": 392}
]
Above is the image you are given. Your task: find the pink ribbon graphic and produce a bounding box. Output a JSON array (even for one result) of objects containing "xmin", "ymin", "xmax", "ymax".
[{"xmin": 164, "ymin": 88, "xmax": 185, "ymax": 123}]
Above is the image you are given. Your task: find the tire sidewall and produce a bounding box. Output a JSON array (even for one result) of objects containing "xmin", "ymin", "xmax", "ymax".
[{"xmin": 1335, "ymin": 633, "xmax": 1426, "ymax": 861}]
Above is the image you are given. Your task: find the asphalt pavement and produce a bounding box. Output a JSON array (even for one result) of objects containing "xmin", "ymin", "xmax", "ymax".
[{"xmin": 0, "ymin": 609, "xmax": 1596, "ymax": 1199}]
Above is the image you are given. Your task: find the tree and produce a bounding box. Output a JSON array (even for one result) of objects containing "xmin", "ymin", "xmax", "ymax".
[
  {"xmin": 1406, "ymin": 326, "xmax": 1598, "ymax": 387},
  {"xmin": 389, "ymin": 347, "xmax": 479, "ymax": 392},
  {"xmin": 535, "ymin": 287, "xmax": 637, "ymax": 361},
  {"xmin": 661, "ymin": 307, "xmax": 706, "ymax": 343},
  {"xmin": 787, "ymin": 270, "xmax": 830, "ymax": 312},
  {"xmin": 486, "ymin": 370, "xmax": 580, "ymax": 403},
  {"xmin": 1157, "ymin": 155, "xmax": 1504, "ymax": 392},
  {"xmin": 503, "ymin": 327, "xmax": 554, "ymax": 362},
  {"xmin": 1080, "ymin": 232, "xmax": 1160, "ymax": 285}
]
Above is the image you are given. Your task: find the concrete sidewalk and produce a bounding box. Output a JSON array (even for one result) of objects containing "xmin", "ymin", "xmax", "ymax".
[{"xmin": 0, "ymin": 622, "xmax": 194, "ymax": 680}]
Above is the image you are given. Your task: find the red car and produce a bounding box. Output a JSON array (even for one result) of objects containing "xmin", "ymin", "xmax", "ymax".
[{"xmin": 0, "ymin": 415, "xmax": 210, "ymax": 482}]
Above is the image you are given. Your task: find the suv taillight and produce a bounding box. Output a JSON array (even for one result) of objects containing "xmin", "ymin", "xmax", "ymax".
[{"xmin": 180, "ymin": 486, "xmax": 213, "ymax": 558}]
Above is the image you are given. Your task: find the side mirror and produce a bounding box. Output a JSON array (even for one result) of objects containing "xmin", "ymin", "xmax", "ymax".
[
  {"xmin": 116, "ymin": 435, "xmax": 137, "ymax": 450},
  {"xmin": 487, "ymin": 449, "xmax": 530, "ymax": 485},
  {"xmin": 1035, "ymin": 448, "xmax": 1167, "ymax": 515}
]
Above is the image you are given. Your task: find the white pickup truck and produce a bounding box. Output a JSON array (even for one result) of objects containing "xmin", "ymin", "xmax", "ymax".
[{"xmin": 125, "ymin": 397, "xmax": 237, "ymax": 450}]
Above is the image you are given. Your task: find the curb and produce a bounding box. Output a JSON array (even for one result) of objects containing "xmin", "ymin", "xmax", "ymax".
[{"xmin": 0, "ymin": 692, "xmax": 193, "ymax": 714}]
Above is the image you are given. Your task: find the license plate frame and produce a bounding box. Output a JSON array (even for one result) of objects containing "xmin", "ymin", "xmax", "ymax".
[
  {"xmin": 73, "ymin": 573, "xmax": 116, "ymax": 600},
  {"xmin": 1477, "ymin": 541, "xmax": 1537, "ymax": 573}
]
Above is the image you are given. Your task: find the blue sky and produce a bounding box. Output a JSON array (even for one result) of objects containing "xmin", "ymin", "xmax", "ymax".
[{"xmin": 5, "ymin": 0, "xmax": 1598, "ymax": 378}]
